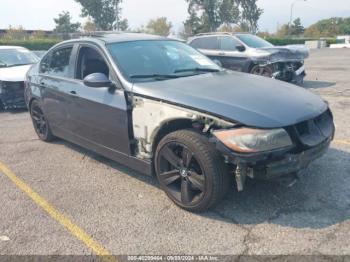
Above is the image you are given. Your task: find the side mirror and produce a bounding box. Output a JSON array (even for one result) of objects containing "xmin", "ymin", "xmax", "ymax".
[
  {"xmin": 236, "ymin": 45, "xmax": 246, "ymax": 52},
  {"xmin": 83, "ymin": 73, "xmax": 113, "ymax": 88}
]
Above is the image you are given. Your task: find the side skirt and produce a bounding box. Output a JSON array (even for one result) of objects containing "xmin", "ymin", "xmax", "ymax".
[{"xmin": 52, "ymin": 127, "xmax": 153, "ymax": 176}]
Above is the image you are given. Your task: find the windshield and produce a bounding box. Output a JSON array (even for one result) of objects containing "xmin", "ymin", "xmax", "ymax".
[
  {"xmin": 107, "ymin": 40, "xmax": 221, "ymax": 82},
  {"xmin": 236, "ymin": 34, "xmax": 274, "ymax": 48},
  {"xmin": 0, "ymin": 48, "xmax": 39, "ymax": 68}
]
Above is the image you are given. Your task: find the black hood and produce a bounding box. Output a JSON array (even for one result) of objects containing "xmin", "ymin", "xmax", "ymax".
[{"xmin": 132, "ymin": 71, "xmax": 327, "ymax": 128}]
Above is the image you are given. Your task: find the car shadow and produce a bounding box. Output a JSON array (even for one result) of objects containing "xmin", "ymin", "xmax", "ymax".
[
  {"xmin": 56, "ymin": 140, "xmax": 350, "ymax": 230},
  {"xmin": 302, "ymin": 80, "xmax": 336, "ymax": 89}
]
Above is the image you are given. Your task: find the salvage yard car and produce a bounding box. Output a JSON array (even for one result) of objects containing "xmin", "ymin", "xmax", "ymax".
[
  {"xmin": 188, "ymin": 32, "xmax": 309, "ymax": 85},
  {"xmin": 25, "ymin": 32, "xmax": 334, "ymax": 212},
  {"xmin": 0, "ymin": 46, "xmax": 39, "ymax": 109}
]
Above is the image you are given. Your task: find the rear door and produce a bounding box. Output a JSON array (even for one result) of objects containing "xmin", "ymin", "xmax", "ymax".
[
  {"xmin": 190, "ymin": 36, "xmax": 222, "ymax": 61},
  {"xmin": 67, "ymin": 43, "xmax": 131, "ymax": 155},
  {"xmin": 38, "ymin": 44, "xmax": 75, "ymax": 133}
]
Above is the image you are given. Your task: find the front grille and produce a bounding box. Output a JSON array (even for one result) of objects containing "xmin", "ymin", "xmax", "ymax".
[
  {"xmin": 0, "ymin": 81, "xmax": 26, "ymax": 108},
  {"xmin": 294, "ymin": 109, "xmax": 334, "ymax": 147}
]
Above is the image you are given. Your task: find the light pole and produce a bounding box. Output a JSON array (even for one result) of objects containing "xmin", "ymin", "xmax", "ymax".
[{"xmin": 289, "ymin": 0, "xmax": 307, "ymax": 36}]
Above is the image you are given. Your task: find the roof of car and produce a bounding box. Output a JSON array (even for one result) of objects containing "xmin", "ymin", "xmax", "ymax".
[
  {"xmin": 191, "ymin": 32, "xmax": 251, "ymax": 38},
  {"xmin": 74, "ymin": 32, "xmax": 168, "ymax": 44}
]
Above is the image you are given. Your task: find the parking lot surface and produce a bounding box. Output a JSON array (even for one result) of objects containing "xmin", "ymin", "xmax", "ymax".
[{"xmin": 0, "ymin": 48, "xmax": 349, "ymax": 257}]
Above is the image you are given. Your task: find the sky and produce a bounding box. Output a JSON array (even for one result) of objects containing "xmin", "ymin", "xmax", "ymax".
[{"xmin": 0, "ymin": 0, "xmax": 349, "ymax": 33}]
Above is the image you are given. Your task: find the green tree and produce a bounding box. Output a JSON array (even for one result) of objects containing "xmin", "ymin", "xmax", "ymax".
[
  {"xmin": 304, "ymin": 17, "xmax": 350, "ymax": 37},
  {"xmin": 83, "ymin": 18, "xmax": 97, "ymax": 32},
  {"xmin": 118, "ymin": 18, "xmax": 129, "ymax": 31},
  {"xmin": 146, "ymin": 17, "xmax": 173, "ymax": 36},
  {"xmin": 74, "ymin": 0, "xmax": 126, "ymax": 30},
  {"xmin": 53, "ymin": 11, "xmax": 81, "ymax": 36},
  {"xmin": 220, "ymin": 0, "xmax": 240, "ymax": 26},
  {"xmin": 184, "ymin": 0, "xmax": 261, "ymax": 35},
  {"xmin": 239, "ymin": 0, "xmax": 263, "ymax": 33},
  {"xmin": 290, "ymin": 18, "xmax": 305, "ymax": 36}
]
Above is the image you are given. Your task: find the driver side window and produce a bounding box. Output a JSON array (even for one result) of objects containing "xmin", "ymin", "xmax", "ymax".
[{"xmin": 75, "ymin": 46, "xmax": 110, "ymax": 80}]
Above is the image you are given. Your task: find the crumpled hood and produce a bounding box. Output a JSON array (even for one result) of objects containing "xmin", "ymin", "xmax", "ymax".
[
  {"xmin": 250, "ymin": 45, "xmax": 309, "ymax": 62},
  {"xmin": 0, "ymin": 64, "xmax": 32, "ymax": 82},
  {"xmin": 132, "ymin": 71, "xmax": 327, "ymax": 128},
  {"xmin": 263, "ymin": 45, "xmax": 309, "ymax": 58}
]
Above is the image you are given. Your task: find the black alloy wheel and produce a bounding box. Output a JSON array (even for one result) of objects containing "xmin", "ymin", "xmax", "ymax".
[
  {"xmin": 158, "ymin": 141, "xmax": 206, "ymax": 206},
  {"xmin": 155, "ymin": 130, "xmax": 229, "ymax": 212},
  {"xmin": 30, "ymin": 100, "xmax": 54, "ymax": 141}
]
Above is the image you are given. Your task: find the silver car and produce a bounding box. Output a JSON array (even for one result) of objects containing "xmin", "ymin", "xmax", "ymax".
[{"xmin": 188, "ymin": 32, "xmax": 309, "ymax": 85}]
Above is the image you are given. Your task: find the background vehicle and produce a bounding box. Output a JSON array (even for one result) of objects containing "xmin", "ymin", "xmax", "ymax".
[
  {"xmin": 188, "ymin": 32, "xmax": 309, "ymax": 85},
  {"xmin": 25, "ymin": 33, "xmax": 334, "ymax": 212},
  {"xmin": 0, "ymin": 46, "xmax": 39, "ymax": 110}
]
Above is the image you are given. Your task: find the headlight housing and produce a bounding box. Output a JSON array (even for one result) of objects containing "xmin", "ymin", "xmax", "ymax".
[{"xmin": 213, "ymin": 127, "xmax": 293, "ymax": 153}]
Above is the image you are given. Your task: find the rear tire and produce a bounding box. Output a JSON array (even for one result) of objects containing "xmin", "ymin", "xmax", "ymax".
[
  {"xmin": 30, "ymin": 100, "xmax": 55, "ymax": 142},
  {"xmin": 155, "ymin": 130, "xmax": 230, "ymax": 212}
]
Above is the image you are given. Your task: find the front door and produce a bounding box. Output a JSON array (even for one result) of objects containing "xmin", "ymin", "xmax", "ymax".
[
  {"xmin": 217, "ymin": 36, "xmax": 250, "ymax": 72},
  {"xmin": 67, "ymin": 44, "xmax": 131, "ymax": 155}
]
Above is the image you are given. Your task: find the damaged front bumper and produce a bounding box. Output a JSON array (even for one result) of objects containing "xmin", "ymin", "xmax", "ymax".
[
  {"xmin": 251, "ymin": 45, "xmax": 309, "ymax": 85},
  {"xmin": 213, "ymin": 109, "xmax": 335, "ymax": 191},
  {"xmin": 0, "ymin": 81, "xmax": 26, "ymax": 109},
  {"xmin": 271, "ymin": 61, "xmax": 306, "ymax": 85},
  {"xmin": 254, "ymin": 60, "xmax": 306, "ymax": 85},
  {"xmin": 218, "ymin": 138, "xmax": 331, "ymax": 191}
]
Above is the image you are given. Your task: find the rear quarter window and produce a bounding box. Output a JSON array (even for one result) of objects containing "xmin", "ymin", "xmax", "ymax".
[{"xmin": 190, "ymin": 37, "xmax": 219, "ymax": 50}]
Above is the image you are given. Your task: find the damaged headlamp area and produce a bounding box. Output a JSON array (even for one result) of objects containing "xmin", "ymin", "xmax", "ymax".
[
  {"xmin": 0, "ymin": 80, "xmax": 26, "ymax": 110},
  {"xmin": 212, "ymin": 127, "xmax": 293, "ymax": 153}
]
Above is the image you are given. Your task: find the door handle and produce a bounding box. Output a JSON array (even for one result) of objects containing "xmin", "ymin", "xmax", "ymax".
[
  {"xmin": 218, "ymin": 52, "xmax": 226, "ymax": 56},
  {"xmin": 40, "ymin": 82, "xmax": 47, "ymax": 87},
  {"xmin": 70, "ymin": 91, "xmax": 77, "ymax": 95}
]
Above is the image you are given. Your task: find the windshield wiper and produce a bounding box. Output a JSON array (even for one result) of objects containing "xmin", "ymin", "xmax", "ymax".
[
  {"xmin": 174, "ymin": 67, "xmax": 221, "ymax": 73},
  {"xmin": 0, "ymin": 60, "xmax": 8, "ymax": 67},
  {"xmin": 129, "ymin": 74, "xmax": 180, "ymax": 80}
]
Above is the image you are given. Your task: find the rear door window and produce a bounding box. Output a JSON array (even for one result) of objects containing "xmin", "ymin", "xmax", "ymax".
[
  {"xmin": 190, "ymin": 37, "xmax": 219, "ymax": 50},
  {"xmin": 46, "ymin": 47, "xmax": 73, "ymax": 78}
]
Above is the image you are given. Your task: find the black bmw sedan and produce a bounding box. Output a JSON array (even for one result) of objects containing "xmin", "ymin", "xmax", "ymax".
[{"xmin": 25, "ymin": 32, "xmax": 335, "ymax": 212}]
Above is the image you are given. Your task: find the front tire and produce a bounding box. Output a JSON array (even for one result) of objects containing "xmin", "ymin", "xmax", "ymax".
[
  {"xmin": 250, "ymin": 64, "xmax": 273, "ymax": 78},
  {"xmin": 155, "ymin": 130, "xmax": 229, "ymax": 212},
  {"xmin": 30, "ymin": 100, "xmax": 55, "ymax": 142}
]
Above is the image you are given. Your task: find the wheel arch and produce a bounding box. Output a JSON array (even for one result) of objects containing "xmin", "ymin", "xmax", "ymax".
[
  {"xmin": 151, "ymin": 118, "xmax": 194, "ymax": 154},
  {"xmin": 131, "ymin": 96, "xmax": 234, "ymax": 161}
]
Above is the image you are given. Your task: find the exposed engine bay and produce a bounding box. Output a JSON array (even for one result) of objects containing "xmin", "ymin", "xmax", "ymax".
[
  {"xmin": 249, "ymin": 45, "xmax": 309, "ymax": 85},
  {"xmin": 0, "ymin": 81, "xmax": 26, "ymax": 109}
]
